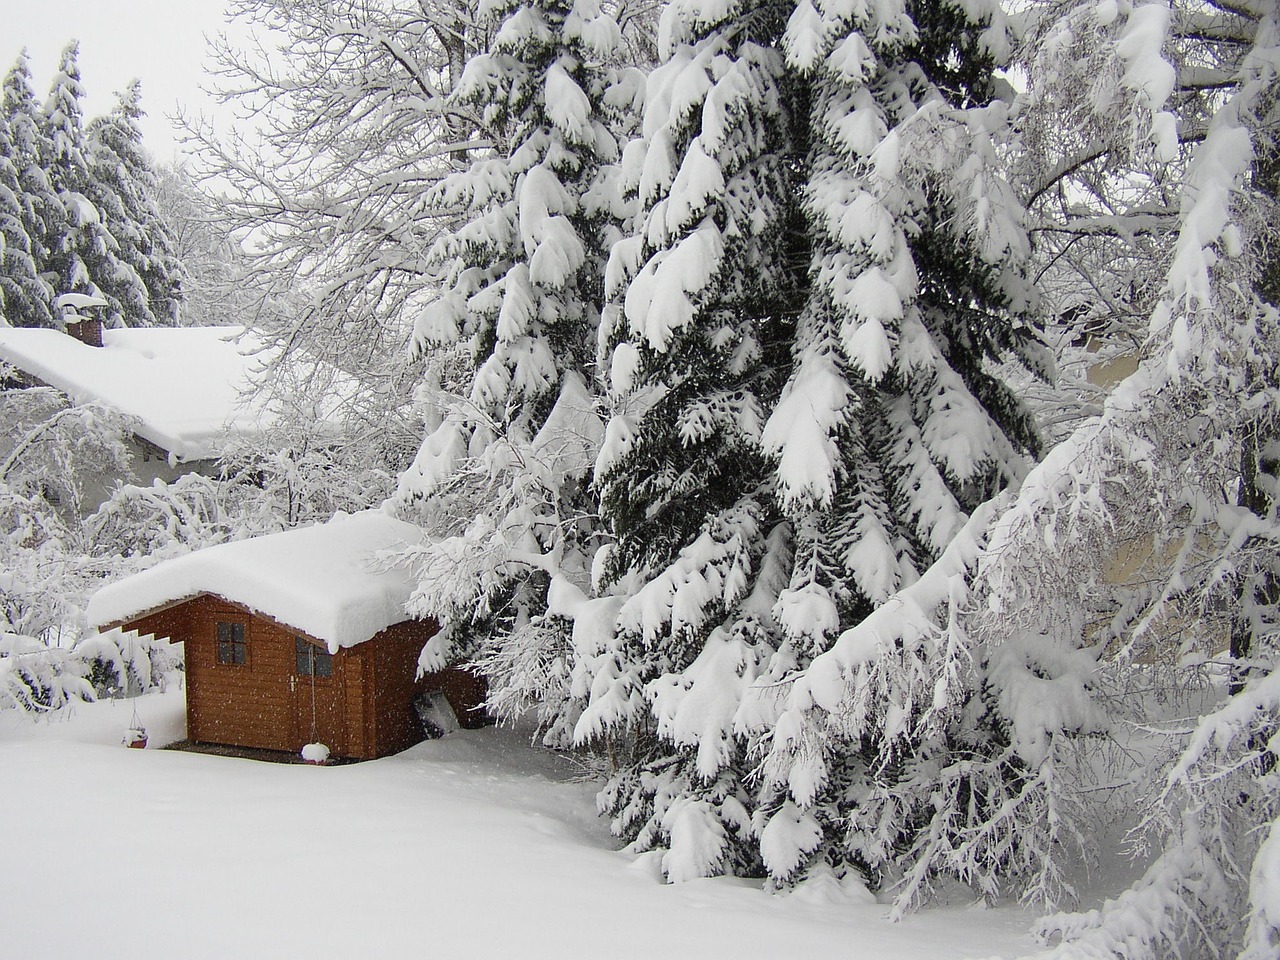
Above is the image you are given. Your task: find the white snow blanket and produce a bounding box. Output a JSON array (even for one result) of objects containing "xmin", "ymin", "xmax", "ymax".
[
  {"xmin": 87, "ymin": 510, "xmax": 426, "ymax": 650},
  {"xmin": 0, "ymin": 325, "xmax": 329, "ymax": 461},
  {"xmin": 0, "ymin": 692, "xmax": 1044, "ymax": 960}
]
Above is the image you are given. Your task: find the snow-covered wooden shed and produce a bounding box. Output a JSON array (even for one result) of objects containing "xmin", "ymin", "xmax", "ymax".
[{"xmin": 87, "ymin": 511, "xmax": 486, "ymax": 760}]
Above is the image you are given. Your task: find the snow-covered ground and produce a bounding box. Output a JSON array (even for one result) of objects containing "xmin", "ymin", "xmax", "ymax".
[{"xmin": 0, "ymin": 689, "xmax": 1044, "ymax": 960}]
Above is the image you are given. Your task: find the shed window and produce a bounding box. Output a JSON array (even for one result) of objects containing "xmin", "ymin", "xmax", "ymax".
[
  {"xmin": 216, "ymin": 622, "xmax": 247, "ymax": 665},
  {"xmin": 295, "ymin": 637, "xmax": 333, "ymax": 678}
]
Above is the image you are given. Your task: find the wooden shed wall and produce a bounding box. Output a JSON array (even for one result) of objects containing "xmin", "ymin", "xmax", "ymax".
[
  {"xmin": 182, "ymin": 596, "xmax": 308, "ymax": 753},
  {"xmin": 120, "ymin": 595, "xmax": 451, "ymax": 760},
  {"xmin": 366, "ymin": 620, "xmax": 438, "ymax": 758}
]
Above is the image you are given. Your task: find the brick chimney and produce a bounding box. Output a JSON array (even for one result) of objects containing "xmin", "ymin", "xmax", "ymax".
[
  {"xmin": 54, "ymin": 293, "xmax": 110, "ymax": 347},
  {"xmin": 66, "ymin": 315, "xmax": 103, "ymax": 347}
]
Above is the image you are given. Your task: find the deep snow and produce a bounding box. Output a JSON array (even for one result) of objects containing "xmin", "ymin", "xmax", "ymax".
[{"xmin": 0, "ymin": 688, "xmax": 1045, "ymax": 960}]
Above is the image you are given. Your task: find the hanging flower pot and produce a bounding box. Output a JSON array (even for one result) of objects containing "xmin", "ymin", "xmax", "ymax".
[
  {"xmin": 301, "ymin": 742, "xmax": 330, "ymax": 765},
  {"xmin": 123, "ymin": 705, "xmax": 147, "ymax": 749},
  {"xmin": 123, "ymin": 727, "xmax": 148, "ymax": 749}
]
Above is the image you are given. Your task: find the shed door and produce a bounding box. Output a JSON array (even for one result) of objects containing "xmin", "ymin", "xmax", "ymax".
[{"xmin": 292, "ymin": 637, "xmax": 345, "ymax": 755}]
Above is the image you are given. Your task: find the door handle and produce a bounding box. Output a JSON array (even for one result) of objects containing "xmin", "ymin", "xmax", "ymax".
[{"xmin": 289, "ymin": 676, "xmax": 296, "ymax": 692}]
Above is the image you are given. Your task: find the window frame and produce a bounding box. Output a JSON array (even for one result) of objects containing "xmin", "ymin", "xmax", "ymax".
[
  {"xmin": 215, "ymin": 621, "xmax": 249, "ymax": 667},
  {"xmin": 294, "ymin": 636, "xmax": 333, "ymax": 679}
]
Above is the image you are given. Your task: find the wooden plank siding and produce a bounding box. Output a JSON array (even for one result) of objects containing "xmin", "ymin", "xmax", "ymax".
[
  {"xmin": 343, "ymin": 648, "xmax": 368, "ymax": 760},
  {"xmin": 114, "ymin": 592, "xmax": 447, "ymax": 760},
  {"xmin": 187, "ymin": 597, "xmax": 299, "ymax": 753},
  {"xmin": 367, "ymin": 621, "xmax": 437, "ymax": 758}
]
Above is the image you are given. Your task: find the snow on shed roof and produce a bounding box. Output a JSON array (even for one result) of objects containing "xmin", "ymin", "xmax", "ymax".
[
  {"xmin": 0, "ymin": 325, "xmax": 300, "ymax": 462},
  {"xmin": 87, "ymin": 510, "xmax": 427, "ymax": 651}
]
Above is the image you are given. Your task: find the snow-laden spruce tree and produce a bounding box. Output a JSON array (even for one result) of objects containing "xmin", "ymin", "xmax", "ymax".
[
  {"xmin": 581, "ymin": 0, "xmax": 805, "ymax": 881},
  {"xmin": 739, "ymin": 0, "xmax": 1046, "ymax": 899},
  {"xmin": 575, "ymin": 0, "xmax": 1044, "ymax": 888},
  {"xmin": 759, "ymin": 0, "xmax": 1280, "ymax": 939},
  {"xmin": 39, "ymin": 43, "xmax": 113, "ymax": 310},
  {"xmin": 1, "ymin": 50, "xmax": 185, "ymax": 330},
  {"xmin": 85, "ymin": 82, "xmax": 185, "ymax": 327},
  {"xmin": 0, "ymin": 89, "xmax": 44, "ymax": 325},
  {"xmin": 1, "ymin": 52, "xmax": 57, "ymax": 327},
  {"xmin": 391, "ymin": 0, "xmax": 640, "ymax": 745}
]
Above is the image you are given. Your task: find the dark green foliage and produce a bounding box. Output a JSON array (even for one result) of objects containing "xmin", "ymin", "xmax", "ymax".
[
  {"xmin": 1, "ymin": 52, "xmax": 57, "ymax": 327},
  {"xmin": 0, "ymin": 45, "xmax": 184, "ymax": 328},
  {"xmin": 596, "ymin": 0, "xmax": 805, "ymax": 580},
  {"xmin": 85, "ymin": 82, "xmax": 186, "ymax": 327}
]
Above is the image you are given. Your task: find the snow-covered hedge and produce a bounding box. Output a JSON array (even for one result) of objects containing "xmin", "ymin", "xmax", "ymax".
[{"xmin": 0, "ymin": 628, "xmax": 178, "ymax": 714}]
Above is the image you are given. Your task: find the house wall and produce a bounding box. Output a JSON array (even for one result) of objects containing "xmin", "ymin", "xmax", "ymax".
[
  {"xmin": 2, "ymin": 368, "xmax": 212, "ymax": 510},
  {"xmin": 0, "ymin": 367, "xmax": 40, "ymax": 391},
  {"xmin": 72, "ymin": 437, "xmax": 205, "ymax": 513},
  {"xmin": 2, "ymin": 364, "xmax": 221, "ymax": 516}
]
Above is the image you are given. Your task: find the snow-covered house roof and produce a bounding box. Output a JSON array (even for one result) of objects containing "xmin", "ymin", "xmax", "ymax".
[
  {"xmin": 0, "ymin": 324, "xmax": 324, "ymax": 462},
  {"xmin": 87, "ymin": 510, "xmax": 426, "ymax": 650}
]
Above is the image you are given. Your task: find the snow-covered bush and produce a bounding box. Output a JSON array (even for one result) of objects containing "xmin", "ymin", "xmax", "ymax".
[
  {"xmin": 0, "ymin": 389, "xmax": 134, "ymax": 644},
  {"xmin": 87, "ymin": 472, "xmax": 276, "ymax": 564},
  {"xmin": 0, "ymin": 490, "xmax": 91, "ymax": 644},
  {"xmin": 0, "ymin": 627, "xmax": 177, "ymax": 714},
  {"xmin": 0, "ymin": 632, "xmax": 95, "ymax": 711},
  {"xmin": 75, "ymin": 628, "xmax": 181, "ymax": 700}
]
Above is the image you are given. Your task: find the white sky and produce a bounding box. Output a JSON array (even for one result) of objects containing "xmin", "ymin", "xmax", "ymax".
[{"xmin": 0, "ymin": 0, "xmax": 243, "ymax": 162}]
